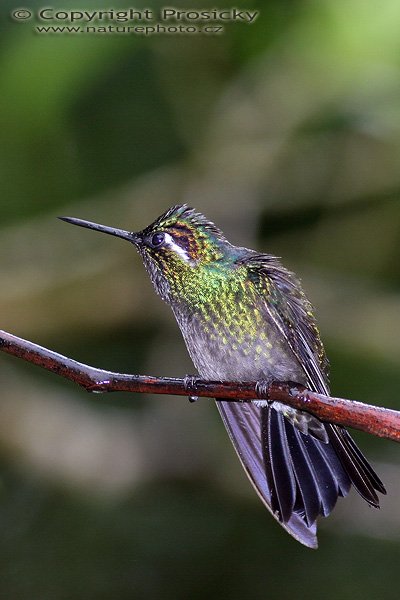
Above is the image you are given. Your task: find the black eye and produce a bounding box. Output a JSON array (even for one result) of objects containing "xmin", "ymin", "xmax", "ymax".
[{"xmin": 151, "ymin": 232, "xmax": 165, "ymax": 248}]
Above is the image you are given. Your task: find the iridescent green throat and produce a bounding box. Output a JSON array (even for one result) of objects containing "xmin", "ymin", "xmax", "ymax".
[{"xmin": 166, "ymin": 258, "xmax": 270, "ymax": 346}]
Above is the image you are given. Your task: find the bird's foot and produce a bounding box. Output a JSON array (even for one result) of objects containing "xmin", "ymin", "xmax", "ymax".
[
  {"xmin": 184, "ymin": 374, "xmax": 199, "ymax": 403},
  {"xmin": 254, "ymin": 378, "xmax": 274, "ymax": 407}
]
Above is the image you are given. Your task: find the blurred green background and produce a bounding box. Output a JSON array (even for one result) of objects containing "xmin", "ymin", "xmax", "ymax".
[{"xmin": 1, "ymin": 0, "xmax": 400, "ymax": 598}]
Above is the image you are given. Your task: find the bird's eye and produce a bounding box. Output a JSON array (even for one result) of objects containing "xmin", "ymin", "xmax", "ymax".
[{"xmin": 151, "ymin": 232, "xmax": 165, "ymax": 248}]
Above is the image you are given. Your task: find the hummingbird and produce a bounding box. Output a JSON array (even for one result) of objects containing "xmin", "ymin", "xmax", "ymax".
[{"xmin": 60, "ymin": 204, "xmax": 385, "ymax": 548}]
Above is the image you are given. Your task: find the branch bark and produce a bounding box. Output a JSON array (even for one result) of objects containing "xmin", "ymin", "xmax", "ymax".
[{"xmin": 1, "ymin": 329, "xmax": 399, "ymax": 442}]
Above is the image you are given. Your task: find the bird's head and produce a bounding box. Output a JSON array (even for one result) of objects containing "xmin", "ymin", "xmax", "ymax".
[{"xmin": 60, "ymin": 205, "xmax": 229, "ymax": 301}]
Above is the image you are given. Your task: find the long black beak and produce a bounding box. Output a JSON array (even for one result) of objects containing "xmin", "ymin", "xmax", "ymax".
[{"xmin": 58, "ymin": 216, "xmax": 141, "ymax": 244}]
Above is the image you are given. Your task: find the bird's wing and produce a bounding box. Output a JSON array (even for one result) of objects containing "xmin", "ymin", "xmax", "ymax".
[
  {"xmin": 217, "ymin": 255, "xmax": 384, "ymax": 546},
  {"xmin": 242, "ymin": 254, "xmax": 384, "ymax": 501},
  {"xmin": 242, "ymin": 253, "xmax": 330, "ymax": 395}
]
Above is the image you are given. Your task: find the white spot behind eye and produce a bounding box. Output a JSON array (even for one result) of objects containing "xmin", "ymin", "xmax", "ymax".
[{"xmin": 163, "ymin": 232, "xmax": 193, "ymax": 263}]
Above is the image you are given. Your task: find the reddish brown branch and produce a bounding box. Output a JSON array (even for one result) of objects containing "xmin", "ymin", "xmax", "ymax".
[{"xmin": 1, "ymin": 329, "xmax": 399, "ymax": 442}]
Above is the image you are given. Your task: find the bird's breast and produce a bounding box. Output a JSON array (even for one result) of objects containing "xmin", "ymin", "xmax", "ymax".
[{"xmin": 172, "ymin": 294, "xmax": 305, "ymax": 384}]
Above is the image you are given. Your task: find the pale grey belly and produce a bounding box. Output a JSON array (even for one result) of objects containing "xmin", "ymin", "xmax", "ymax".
[
  {"xmin": 173, "ymin": 308, "xmax": 325, "ymax": 441},
  {"xmin": 174, "ymin": 309, "xmax": 306, "ymax": 384}
]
